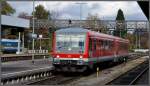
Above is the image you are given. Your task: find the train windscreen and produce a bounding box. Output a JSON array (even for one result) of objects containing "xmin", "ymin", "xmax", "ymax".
[{"xmin": 56, "ymin": 34, "xmax": 86, "ymax": 53}]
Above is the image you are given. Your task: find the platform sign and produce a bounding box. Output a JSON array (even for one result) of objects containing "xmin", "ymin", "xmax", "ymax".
[
  {"xmin": 28, "ymin": 50, "xmax": 48, "ymax": 54},
  {"xmin": 39, "ymin": 35, "xmax": 43, "ymax": 38},
  {"xmin": 28, "ymin": 33, "xmax": 38, "ymax": 39}
]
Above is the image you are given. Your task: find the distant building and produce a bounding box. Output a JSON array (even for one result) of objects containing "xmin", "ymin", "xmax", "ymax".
[
  {"xmin": 18, "ymin": 15, "xmax": 33, "ymax": 20},
  {"xmin": 1, "ymin": 15, "xmax": 30, "ymax": 54},
  {"xmin": 1, "ymin": 15, "xmax": 29, "ymax": 39}
]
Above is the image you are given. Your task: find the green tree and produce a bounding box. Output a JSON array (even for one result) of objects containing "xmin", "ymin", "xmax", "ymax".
[
  {"xmin": 1, "ymin": 0, "xmax": 15, "ymax": 15},
  {"xmin": 32, "ymin": 4, "xmax": 50, "ymax": 19},
  {"xmin": 116, "ymin": 9, "xmax": 125, "ymax": 20},
  {"xmin": 114, "ymin": 9, "xmax": 126, "ymax": 38}
]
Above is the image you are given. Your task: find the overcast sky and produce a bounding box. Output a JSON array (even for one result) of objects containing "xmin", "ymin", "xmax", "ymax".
[{"xmin": 8, "ymin": 1, "xmax": 147, "ymax": 20}]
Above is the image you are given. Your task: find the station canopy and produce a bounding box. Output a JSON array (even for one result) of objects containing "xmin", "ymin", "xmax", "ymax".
[{"xmin": 1, "ymin": 15, "xmax": 29, "ymax": 28}]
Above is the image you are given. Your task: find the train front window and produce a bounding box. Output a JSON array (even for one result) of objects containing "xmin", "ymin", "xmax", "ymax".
[{"xmin": 56, "ymin": 34, "xmax": 86, "ymax": 53}]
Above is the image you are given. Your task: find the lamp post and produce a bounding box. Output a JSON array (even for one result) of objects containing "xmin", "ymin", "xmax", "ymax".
[
  {"xmin": 39, "ymin": 35, "xmax": 43, "ymax": 50},
  {"xmin": 32, "ymin": 0, "xmax": 35, "ymax": 64},
  {"xmin": 16, "ymin": 32, "xmax": 21, "ymax": 54},
  {"xmin": 75, "ymin": 2, "xmax": 87, "ymax": 27}
]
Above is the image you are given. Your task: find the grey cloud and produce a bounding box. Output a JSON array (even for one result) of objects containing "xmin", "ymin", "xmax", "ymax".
[{"xmin": 7, "ymin": 1, "xmax": 147, "ymax": 20}]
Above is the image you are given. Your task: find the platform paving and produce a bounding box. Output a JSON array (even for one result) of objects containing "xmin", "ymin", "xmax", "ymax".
[
  {"xmin": 69, "ymin": 56, "xmax": 149, "ymax": 85},
  {"xmin": 1, "ymin": 58, "xmax": 53, "ymax": 79}
]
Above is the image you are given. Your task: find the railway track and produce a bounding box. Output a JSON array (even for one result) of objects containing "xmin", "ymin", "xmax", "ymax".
[
  {"xmin": 1, "ymin": 67, "xmax": 53, "ymax": 85},
  {"xmin": 25, "ymin": 58, "xmax": 130, "ymax": 85},
  {"xmin": 1, "ymin": 54, "xmax": 147, "ymax": 85},
  {"xmin": 106, "ymin": 60, "xmax": 149, "ymax": 85},
  {"xmin": 27, "ymin": 73, "xmax": 82, "ymax": 85}
]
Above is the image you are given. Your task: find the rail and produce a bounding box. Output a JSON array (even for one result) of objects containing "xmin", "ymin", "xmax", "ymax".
[
  {"xmin": 129, "ymin": 66, "xmax": 149, "ymax": 85},
  {"xmin": 106, "ymin": 61, "xmax": 148, "ymax": 85}
]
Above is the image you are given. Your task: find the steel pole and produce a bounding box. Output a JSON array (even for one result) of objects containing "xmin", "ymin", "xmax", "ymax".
[
  {"xmin": 80, "ymin": 4, "xmax": 82, "ymax": 27},
  {"xmin": 136, "ymin": 22, "xmax": 138, "ymax": 49},
  {"xmin": 75, "ymin": 2, "xmax": 87, "ymax": 27},
  {"xmin": 16, "ymin": 32, "xmax": 21, "ymax": 54},
  {"xmin": 22, "ymin": 32, "xmax": 24, "ymax": 53},
  {"xmin": 138, "ymin": 29, "xmax": 140, "ymax": 49},
  {"xmin": 32, "ymin": 0, "xmax": 35, "ymax": 64},
  {"xmin": 40, "ymin": 38, "xmax": 41, "ymax": 50},
  {"xmin": 149, "ymin": 21, "xmax": 150, "ymax": 58}
]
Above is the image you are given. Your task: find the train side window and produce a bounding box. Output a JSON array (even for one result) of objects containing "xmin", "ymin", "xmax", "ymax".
[
  {"xmin": 107, "ymin": 40, "xmax": 111, "ymax": 50},
  {"xmin": 89, "ymin": 38, "xmax": 92, "ymax": 51},
  {"xmin": 101, "ymin": 40, "xmax": 104, "ymax": 49},
  {"xmin": 110, "ymin": 41, "xmax": 113, "ymax": 49},
  {"xmin": 103, "ymin": 40, "xmax": 107, "ymax": 50},
  {"xmin": 93, "ymin": 39, "xmax": 96, "ymax": 50},
  {"xmin": 99, "ymin": 40, "xmax": 101, "ymax": 50}
]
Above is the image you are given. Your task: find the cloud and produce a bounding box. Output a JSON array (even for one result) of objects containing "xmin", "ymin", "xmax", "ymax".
[
  {"xmin": 8, "ymin": 1, "xmax": 147, "ymax": 20},
  {"xmin": 8, "ymin": 1, "xmax": 33, "ymax": 16}
]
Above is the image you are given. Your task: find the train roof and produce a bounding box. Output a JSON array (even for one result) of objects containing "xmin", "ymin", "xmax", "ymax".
[
  {"xmin": 56, "ymin": 27, "xmax": 129, "ymax": 43},
  {"xmin": 88, "ymin": 30, "xmax": 129, "ymax": 43}
]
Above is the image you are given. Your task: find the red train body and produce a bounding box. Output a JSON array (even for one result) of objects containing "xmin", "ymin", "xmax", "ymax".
[{"xmin": 51, "ymin": 27, "xmax": 129, "ymax": 72}]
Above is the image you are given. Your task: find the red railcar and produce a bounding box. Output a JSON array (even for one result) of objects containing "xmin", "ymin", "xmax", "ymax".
[{"xmin": 51, "ymin": 27, "xmax": 129, "ymax": 72}]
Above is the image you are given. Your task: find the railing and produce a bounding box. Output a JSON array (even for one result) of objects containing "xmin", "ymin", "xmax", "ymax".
[
  {"xmin": 30, "ymin": 19, "xmax": 149, "ymax": 31},
  {"xmin": 27, "ymin": 50, "xmax": 49, "ymax": 54}
]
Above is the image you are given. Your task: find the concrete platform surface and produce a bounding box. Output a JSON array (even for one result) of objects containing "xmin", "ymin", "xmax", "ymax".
[
  {"xmin": 2, "ymin": 58, "xmax": 53, "ymax": 79},
  {"xmin": 2, "ymin": 53, "xmax": 49, "ymax": 57},
  {"xmin": 69, "ymin": 56, "xmax": 149, "ymax": 85}
]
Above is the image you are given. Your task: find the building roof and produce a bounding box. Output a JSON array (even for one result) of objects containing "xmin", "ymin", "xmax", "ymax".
[
  {"xmin": 137, "ymin": 1, "xmax": 149, "ymax": 20},
  {"xmin": 1, "ymin": 15, "xmax": 30, "ymax": 28}
]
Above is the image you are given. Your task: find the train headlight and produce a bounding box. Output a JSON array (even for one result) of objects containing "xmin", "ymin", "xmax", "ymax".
[
  {"xmin": 56, "ymin": 55, "xmax": 59, "ymax": 58},
  {"xmin": 80, "ymin": 55, "xmax": 83, "ymax": 59}
]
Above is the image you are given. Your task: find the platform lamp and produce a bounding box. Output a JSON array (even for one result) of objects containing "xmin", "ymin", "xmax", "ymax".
[
  {"xmin": 75, "ymin": 2, "xmax": 87, "ymax": 27},
  {"xmin": 39, "ymin": 35, "xmax": 43, "ymax": 50},
  {"xmin": 68, "ymin": 19, "xmax": 72, "ymax": 27}
]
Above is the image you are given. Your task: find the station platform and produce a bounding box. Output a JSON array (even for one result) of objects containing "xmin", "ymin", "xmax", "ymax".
[
  {"xmin": 1, "ymin": 53, "xmax": 50, "ymax": 62},
  {"xmin": 1, "ymin": 53, "xmax": 49, "ymax": 57},
  {"xmin": 1, "ymin": 58, "xmax": 53, "ymax": 79}
]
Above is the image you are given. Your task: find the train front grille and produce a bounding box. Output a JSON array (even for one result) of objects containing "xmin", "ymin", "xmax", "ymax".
[{"xmin": 60, "ymin": 60, "xmax": 77, "ymax": 65}]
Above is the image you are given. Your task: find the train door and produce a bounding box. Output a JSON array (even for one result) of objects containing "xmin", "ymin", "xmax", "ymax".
[
  {"xmin": 92, "ymin": 39, "xmax": 97, "ymax": 57},
  {"xmin": 88, "ymin": 38, "xmax": 97, "ymax": 58},
  {"xmin": 99, "ymin": 40, "xmax": 103, "ymax": 57},
  {"xmin": 113, "ymin": 40, "xmax": 119, "ymax": 62}
]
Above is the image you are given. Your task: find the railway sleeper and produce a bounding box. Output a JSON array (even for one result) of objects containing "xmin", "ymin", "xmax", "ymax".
[{"xmin": 1, "ymin": 71, "xmax": 52, "ymax": 85}]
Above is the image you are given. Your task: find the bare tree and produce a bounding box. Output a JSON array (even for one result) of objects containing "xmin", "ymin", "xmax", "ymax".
[
  {"xmin": 18, "ymin": 12, "xmax": 29, "ymax": 19},
  {"xmin": 84, "ymin": 13, "xmax": 107, "ymax": 33}
]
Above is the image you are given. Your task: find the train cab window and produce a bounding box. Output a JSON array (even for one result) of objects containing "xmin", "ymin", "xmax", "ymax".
[
  {"xmin": 79, "ymin": 41, "xmax": 84, "ymax": 47},
  {"xmin": 56, "ymin": 34, "xmax": 86, "ymax": 53}
]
